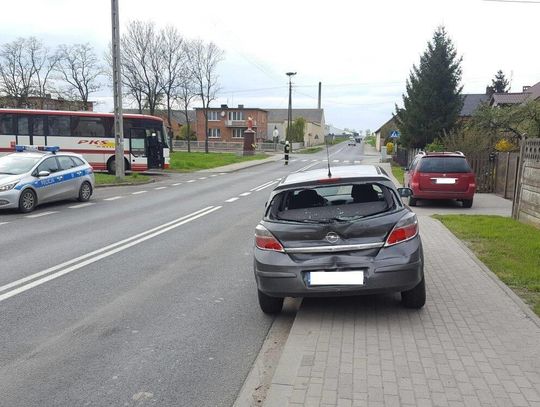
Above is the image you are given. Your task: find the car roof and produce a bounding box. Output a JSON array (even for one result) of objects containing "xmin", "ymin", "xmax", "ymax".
[
  {"xmin": 8, "ymin": 151, "xmax": 85, "ymax": 160},
  {"xmin": 417, "ymin": 151, "xmax": 466, "ymax": 158},
  {"xmin": 278, "ymin": 165, "xmax": 390, "ymax": 189}
]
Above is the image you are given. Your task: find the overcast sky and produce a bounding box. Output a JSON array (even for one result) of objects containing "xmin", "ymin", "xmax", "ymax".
[{"xmin": 1, "ymin": 0, "xmax": 538, "ymax": 131}]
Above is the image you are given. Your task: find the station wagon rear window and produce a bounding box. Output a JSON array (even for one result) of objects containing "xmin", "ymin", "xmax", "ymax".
[
  {"xmin": 418, "ymin": 157, "xmax": 471, "ymax": 173},
  {"xmin": 267, "ymin": 182, "xmax": 396, "ymax": 223}
]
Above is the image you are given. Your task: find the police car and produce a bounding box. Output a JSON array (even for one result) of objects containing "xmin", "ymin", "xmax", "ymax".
[{"xmin": 0, "ymin": 145, "xmax": 95, "ymax": 213}]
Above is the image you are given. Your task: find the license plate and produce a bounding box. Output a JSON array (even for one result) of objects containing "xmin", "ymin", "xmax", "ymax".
[
  {"xmin": 308, "ymin": 271, "xmax": 364, "ymax": 286},
  {"xmin": 435, "ymin": 178, "xmax": 456, "ymax": 184}
]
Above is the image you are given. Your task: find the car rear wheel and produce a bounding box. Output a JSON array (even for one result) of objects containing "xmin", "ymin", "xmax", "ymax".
[
  {"xmin": 18, "ymin": 189, "xmax": 37, "ymax": 213},
  {"xmin": 258, "ymin": 290, "xmax": 284, "ymax": 314},
  {"xmin": 408, "ymin": 196, "xmax": 418, "ymax": 206},
  {"xmin": 78, "ymin": 181, "xmax": 93, "ymax": 202},
  {"xmin": 462, "ymin": 199, "xmax": 473, "ymax": 208},
  {"xmin": 401, "ymin": 276, "xmax": 426, "ymax": 309}
]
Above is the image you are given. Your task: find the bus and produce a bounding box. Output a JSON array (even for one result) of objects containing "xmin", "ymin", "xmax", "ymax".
[{"xmin": 0, "ymin": 109, "xmax": 170, "ymax": 173}]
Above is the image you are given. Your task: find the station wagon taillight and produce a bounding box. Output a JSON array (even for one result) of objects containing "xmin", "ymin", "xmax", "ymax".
[
  {"xmin": 255, "ymin": 224, "xmax": 284, "ymax": 252},
  {"xmin": 385, "ymin": 212, "xmax": 419, "ymax": 246}
]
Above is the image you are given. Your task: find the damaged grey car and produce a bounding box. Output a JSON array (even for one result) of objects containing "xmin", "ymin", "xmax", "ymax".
[{"xmin": 253, "ymin": 165, "xmax": 425, "ymax": 313}]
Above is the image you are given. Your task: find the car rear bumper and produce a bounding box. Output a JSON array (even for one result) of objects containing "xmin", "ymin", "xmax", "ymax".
[
  {"xmin": 413, "ymin": 189, "xmax": 475, "ymax": 200},
  {"xmin": 254, "ymin": 237, "xmax": 424, "ymax": 298}
]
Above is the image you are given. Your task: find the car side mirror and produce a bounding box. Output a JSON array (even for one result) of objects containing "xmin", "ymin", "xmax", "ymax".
[
  {"xmin": 38, "ymin": 170, "xmax": 50, "ymax": 178},
  {"xmin": 397, "ymin": 187, "xmax": 413, "ymax": 198}
]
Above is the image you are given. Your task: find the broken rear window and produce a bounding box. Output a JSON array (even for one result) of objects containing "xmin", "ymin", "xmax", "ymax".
[{"xmin": 267, "ymin": 182, "xmax": 397, "ymax": 223}]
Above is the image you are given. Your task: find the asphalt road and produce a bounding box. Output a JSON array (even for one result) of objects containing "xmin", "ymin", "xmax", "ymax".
[{"xmin": 0, "ymin": 141, "xmax": 367, "ymax": 407}]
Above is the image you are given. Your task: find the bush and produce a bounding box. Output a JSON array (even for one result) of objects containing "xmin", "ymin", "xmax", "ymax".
[
  {"xmin": 495, "ymin": 138, "xmax": 517, "ymax": 152},
  {"xmin": 386, "ymin": 142, "xmax": 394, "ymax": 154},
  {"xmin": 178, "ymin": 125, "xmax": 196, "ymax": 140},
  {"xmin": 426, "ymin": 138, "xmax": 445, "ymax": 152}
]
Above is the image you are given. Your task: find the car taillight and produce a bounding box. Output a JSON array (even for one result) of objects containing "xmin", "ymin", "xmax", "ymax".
[
  {"xmin": 255, "ymin": 224, "xmax": 284, "ymax": 252},
  {"xmin": 385, "ymin": 212, "xmax": 419, "ymax": 247}
]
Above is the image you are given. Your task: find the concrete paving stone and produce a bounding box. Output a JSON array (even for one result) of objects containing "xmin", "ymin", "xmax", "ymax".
[
  {"xmin": 323, "ymin": 378, "xmax": 338, "ymax": 391},
  {"xmin": 521, "ymin": 387, "xmax": 540, "ymax": 402},
  {"xmin": 304, "ymin": 396, "xmax": 321, "ymax": 407},
  {"xmin": 366, "ymin": 387, "xmax": 383, "ymax": 402},
  {"xmin": 321, "ymin": 390, "xmax": 337, "ymax": 405},
  {"xmin": 398, "ymin": 389, "xmax": 416, "ymax": 405},
  {"xmin": 432, "ymin": 392, "xmax": 450, "ymax": 406},
  {"xmin": 290, "ymin": 389, "xmax": 307, "ymax": 404},
  {"xmin": 381, "ymin": 381, "xmax": 398, "ymax": 396},
  {"xmin": 508, "ymin": 391, "xmax": 531, "ymax": 407},
  {"xmin": 336, "ymin": 399, "xmax": 352, "ymax": 407}
]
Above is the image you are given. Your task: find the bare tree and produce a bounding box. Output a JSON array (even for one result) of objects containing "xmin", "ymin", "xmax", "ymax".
[
  {"xmin": 160, "ymin": 26, "xmax": 187, "ymax": 150},
  {"xmin": 0, "ymin": 37, "xmax": 57, "ymax": 107},
  {"xmin": 175, "ymin": 42, "xmax": 197, "ymax": 153},
  {"xmin": 56, "ymin": 43, "xmax": 104, "ymax": 110},
  {"xmin": 188, "ymin": 40, "xmax": 223, "ymax": 153},
  {"xmin": 120, "ymin": 21, "xmax": 164, "ymax": 115}
]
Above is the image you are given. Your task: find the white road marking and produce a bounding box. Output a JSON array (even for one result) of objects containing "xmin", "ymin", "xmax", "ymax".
[
  {"xmin": 254, "ymin": 181, "xmax": 278, "ymax": 191},
  {"xmin": 198, "ymin": 177, "xmax": 207, "ymax": 180},
  {"xmin": 0, "ymin": 206, "xmax": 222, "ymax": 303},
  {"xmin": 154, "ymin": 187, "xmax": 167, "ymax": 190},
  {"xmin": 187, "ymin": 180, "xmax": 196, "ymax": 183},
  {"xmin": 225, "ymin": 197, "xmax": 239, "ymax": 202},
  {"xmin": 332, "ymin": 160, "xmax": 339, "ymax": 163},
  {"xmin": 219, "ymin": 173, "xmax": 227, "ymax": 175},
  {"xmin": 251, "ymin": 180, "xmax": 276, "ymax": 191},
  {"xmin": 104, "ymin": 196, "xmax": 123, "ymax": 201},
  {"xmin": 239, "ymin": 192, "xmax": 251, "ymax": 196},
  {"xmin": 343, "ymin": 160, "xmax": 350, "ymax": 163},
  {"xmin": 301, "ymin": 159, "xmax": 307, "ymax": 162},
  {"xmin": 323, "ymin": 159, "xmax": 328, "ymax": 162},
  {"xmin": 311, "ymin": 159, "xmax": 317, "ymax": 162},
  {"xmin": 132, "ymin": 190, "xmax": 147, "ymax": 195},
  {"xmin": 354, "ymin": 160, "xmax": 361, "ymax": 164},
  {"xmin": 0, "ymin": 222, "xmax": 9, "ymax": 226},
  {"xmin": 172, "ymin": 183, "xmax": 182, "ymax": 186},
  {"xmin": 26, "ymin": 211, "xmax": 58, "ymax": 218},
  {"xmin": 69, "ymin": 203, "xmax": 95, "ymax": 209},
  {"xmin": 210, "ymin": 174, "xmax": 218, "ymax": 177},
  {"xmin": 294, "ymin": 162, "xmax": 320, "ymax": 173}
]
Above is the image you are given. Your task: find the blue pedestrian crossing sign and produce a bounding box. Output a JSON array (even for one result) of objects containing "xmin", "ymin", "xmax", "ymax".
[{"xmin": 390, "ymin": 130, "xmax": 400, "ymax": 139}]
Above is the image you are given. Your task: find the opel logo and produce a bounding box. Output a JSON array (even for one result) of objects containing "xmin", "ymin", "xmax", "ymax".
[{"xmin": 325, "ymin": 232, "xmax": 339, "ymax": 244}]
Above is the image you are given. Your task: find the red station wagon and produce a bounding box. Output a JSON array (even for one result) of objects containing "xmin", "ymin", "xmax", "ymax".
[{"xmin": 404, "ymin": 151, "xmax": 476, "ymax": 208}]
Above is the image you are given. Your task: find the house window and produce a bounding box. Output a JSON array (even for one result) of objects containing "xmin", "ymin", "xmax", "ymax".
[
  {"xmin": 208, "ymin": 128, "xmax": 221, "ymax": 138},
  {"xmin": 232, "ymin": 128, "xmax": 246, "ymax": 138},
  {"xmin": 208, "ymin": 111, "xmax": 219, "ymax": 121},
  {"xmin": 227, "ymin": 111, "xmax": 244, "ymax": 121}
]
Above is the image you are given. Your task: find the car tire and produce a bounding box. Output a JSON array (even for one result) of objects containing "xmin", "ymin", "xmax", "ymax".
[
  {"xmin": 401, "ymin": 276, "xmax": 426, "ymax": 309},
  {"xmin": 408, "ymin": 196, "xmax": 418, "ymax": 206},
  {"xmin": 462, "ymin": 199, "xmax": 473, "ymax": 208},
  {"xmin": 18, "ymin": 189, "xmax": 37, "ymax": 213},
  {"xmin": 258, "ymin": 289, "xmax": 284, "ymax": 314},
  {"xmin": 78, "ymin": 181, "xmax": 93, "ymax": 202}
]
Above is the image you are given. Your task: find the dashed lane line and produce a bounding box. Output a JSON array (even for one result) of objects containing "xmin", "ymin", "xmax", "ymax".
[
  {"xmin": 225, "ymin": 197, "xmax": 239, "ymax": 203},
  {"xmin": 104, "ymin": 196, "xmax": 123, "ymax": 201},
  {"xmin": 198, "ymin": 177, "xmax": 207, "ymax": 180},
  {"xmin": 239, "ymin": 192, "xmax": 251, "ymax": 197},
  {"xmin": 132, "ymin": 191, "xmax": 147, "ymax": 195},
  {"xmin": 69, "ymin": 203, "xmax": 95, "ymax": 209},
  {"xmin": 26, "ymin": 211, "xmax": 58, "ymax": 218},
  {"xmin": 172, "ymin": 183, "xmax": 182, "ymax": 186},
  {"xmin": 154, "ymin": 187, "xmax": 167, "ymax": 190},
  {"xmin": 187, "ymin": 180, "xmax": 196, "ymax": 183},
  {"xmin": 0, "ymin": 222, "xmax": 9, "ymax": 226}
]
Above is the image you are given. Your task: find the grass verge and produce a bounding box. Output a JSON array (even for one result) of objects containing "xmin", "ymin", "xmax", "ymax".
[
  {"xmin": 390, "ymin": 161, "xmax": 405, "ymax": 185},
  {"xmin": 433, "ymin": 214, "xmax": 540, "ymax": 316},
  {"xmin": 94, "ymin": 172, "xmax": 151, "ymax": 185},
  {"xmin": 169, "ymin": 151, "xmax": 268, "ymax": 171},
  {"xmin": 364, "ymin": 135, "xmax": 376, "ymax": 147},
  {"xmin": 297, "ymin": 147, "xmax": 324, "ymax": 154}
]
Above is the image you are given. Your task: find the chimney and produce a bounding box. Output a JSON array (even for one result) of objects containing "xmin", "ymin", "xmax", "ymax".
[
  {"xmin": 523, "ymin": 86, "xmax": 531, "ymax": 92},
  {"xmin": 238, "ymin": 104, "xmax": 244, "ymax": 109},
  {"xmin": 220, "ymin": 104, "xmax": 228, "ymax": 109},
  {"xmin": 318, "ymin": 82, "xmax": 322, "ymax": 109}
]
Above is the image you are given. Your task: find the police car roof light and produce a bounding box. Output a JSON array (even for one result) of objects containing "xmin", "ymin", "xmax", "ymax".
[{"xmin": 15, "ymin": 145, "xmax": 60, "ymax": 153}]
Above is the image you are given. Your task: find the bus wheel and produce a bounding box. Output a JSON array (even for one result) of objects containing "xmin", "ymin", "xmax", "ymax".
[{"xmin": 107, "ymin": 157, "xmax": 130, "ymax": 174}]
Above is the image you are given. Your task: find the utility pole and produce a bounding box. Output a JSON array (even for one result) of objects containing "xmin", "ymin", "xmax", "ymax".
[
  {"xmin": 111, "ymin": 0, "xmax": 124, "ymax": 180},
  {"xmin": 286, "ymin": 72, "xmax": 296, "ymax": 142},
  {"xmin": 318, "ymin": 81, "xmax": 322, "ymax": 109}
]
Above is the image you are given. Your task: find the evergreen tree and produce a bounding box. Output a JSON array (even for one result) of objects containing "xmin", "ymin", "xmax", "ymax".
[
  {"xmin": 490, "ymin": 70, "xmax": 510, "ymax": 93},
  {"xmin": 395, "ymin": 26, "xmax": 463, "ymax": 148}
]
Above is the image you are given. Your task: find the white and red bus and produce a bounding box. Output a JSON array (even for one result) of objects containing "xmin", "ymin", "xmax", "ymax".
[{"xmin": 0, "ymin": 109, "xmax": 170, "ymax": 173}]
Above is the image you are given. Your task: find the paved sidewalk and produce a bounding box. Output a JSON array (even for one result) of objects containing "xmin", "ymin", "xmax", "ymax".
[{"xmin": 264, "ymin": 216, "xmax": 540, "ymax": 407}]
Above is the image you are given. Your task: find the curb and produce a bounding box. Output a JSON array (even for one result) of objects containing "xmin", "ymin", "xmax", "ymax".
[
  {"xmin": 198, "ymin": 154, "xmax": 283, "ymax": 173},
  {"xmin": 432, "ymin": 217, "xmax": 540, "ymax": 328}
]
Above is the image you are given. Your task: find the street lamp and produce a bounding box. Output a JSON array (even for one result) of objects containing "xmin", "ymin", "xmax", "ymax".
[{"xmin": 286, "ymin": 72, "xmax": 296, "ymax": 143}]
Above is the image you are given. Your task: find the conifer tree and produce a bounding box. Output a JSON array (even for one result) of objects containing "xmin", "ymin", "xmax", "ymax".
[
  {"xmin": 395, "ymin": 26, "xmax": 463, "ymax": 148},
  {"xmin": 490, "ymin": 70, "xmax": 510, "ymax": 94}
]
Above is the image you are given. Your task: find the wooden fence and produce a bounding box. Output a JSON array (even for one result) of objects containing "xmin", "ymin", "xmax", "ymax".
[{"xmin": 513, "ymin": 138, "xmax": 540, "ymax": 227}]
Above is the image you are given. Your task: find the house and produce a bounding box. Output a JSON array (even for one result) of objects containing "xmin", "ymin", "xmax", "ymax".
[
  {"xmin": 460, "ymin": 93, "xmax": 489, "ymax": 117},
  {"xmin": 194, "ymin": 105, "xmax": 268, "ymax": 143},
  {"xmin": 0, "ymin": 95, "xmax": 93, "ymax": 111},
  {"xmin": 490, "ymin": 82, "xmax": 540, "ymax": 107},
  {"xmin": 266, "ymin": 108, "xmax": 325, "ymax": 146},
  {"xmin": 374, "ymin": 117, "xmax": 399, "ymax": 151}
]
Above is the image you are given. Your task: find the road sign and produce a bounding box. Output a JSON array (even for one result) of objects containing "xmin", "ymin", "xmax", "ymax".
[{"xmin": 390, "ymin": 130, "xmax": 400, "ymax": 139}]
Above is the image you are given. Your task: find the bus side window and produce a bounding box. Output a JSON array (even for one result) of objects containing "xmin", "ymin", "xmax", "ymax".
[
  {"xmin": 0, "ymin": 114, "xmax": 13, "ymax": 135},
  {"xmin": 17, "ymin": 115, "xmax": 30, "ymax": 135},
  {"xmin": 102, "ymin": 117, "xmax": 113, "ymax": 138},
  {"xmin": 48, "ymin": 116, "xmax": 71, "ymax": 137},
  {"xmin": 32, "ymin": 116, "xmax": 46, "ymax": 136},
  {"xmin": 72, "ymin": 117, "xmax": 105, "ymax": 137}
]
